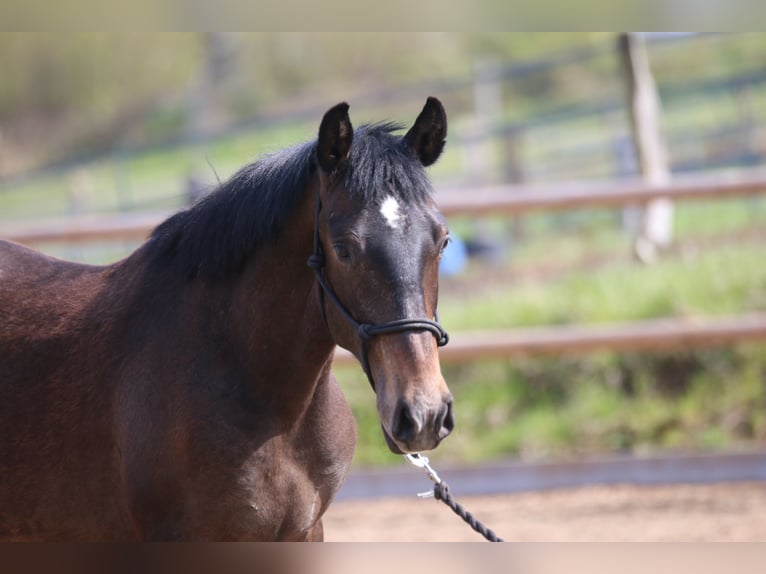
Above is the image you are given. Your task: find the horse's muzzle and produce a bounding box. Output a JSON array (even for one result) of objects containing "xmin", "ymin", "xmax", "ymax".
[{"xmin": 385, "ymin": 396, "xmax": 455, "ymax": 454}]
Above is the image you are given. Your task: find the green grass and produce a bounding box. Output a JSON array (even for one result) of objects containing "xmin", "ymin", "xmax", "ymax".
[
  {"xmin": 439, "ymin": 242, "xmax": 766, "ymax": 330},
  {"xmin": 339, "ymin": 343, "xmax": 766, "ymax": 468},
  {"xmin": 0, "ymin": 120, "xmax": 320, "ymax": 222},
  {"xmin": 0, "ymin": 113, "xmax": 468, "ymax": 223},
  {"xmin": 337, "ymin": 343, "xmax": 766, "ymax": 468}
]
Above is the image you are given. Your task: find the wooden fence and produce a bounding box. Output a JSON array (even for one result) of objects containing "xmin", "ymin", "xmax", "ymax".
[
  {"xmin": 436, "ymin": 167, "xmax": 766, "ymax": 217},
  {"xmin": 3, "ymin": 168, "xmax": 766, "ymax": 363},
  {"xmin": 4, "ymin": 168, "xmax": 766, "ymax": 245},
  {"xmin": 334, "ymin": 313, "xmax": 766, "ymax": 365}
]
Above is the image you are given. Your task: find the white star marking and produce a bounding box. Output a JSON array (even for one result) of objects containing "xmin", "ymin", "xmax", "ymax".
[{"xmin": 380, "ymin": 196, "xmax": 402, "ymax": 230}]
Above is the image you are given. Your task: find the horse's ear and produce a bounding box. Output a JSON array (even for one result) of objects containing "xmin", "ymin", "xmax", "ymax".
[
  {"xmin": 403, "ymin": 96, "xmax": 447, "ymax": 167},
  {"xmin": 317, "ymin": 102, "xmax": 353, "ymax": 173}
]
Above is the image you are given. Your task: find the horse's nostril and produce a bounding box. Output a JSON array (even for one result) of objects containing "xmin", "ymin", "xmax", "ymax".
[
  {"xmin": 438, "ymin": 400, "xmax": 455, "ymax": 439},
  {"xmin": 392, "ymin": 399, "xmax": 453, "ymax": 448},
  {"xmin": 392, "ymin": 402, "xmax": 421, "ymax": 445}
]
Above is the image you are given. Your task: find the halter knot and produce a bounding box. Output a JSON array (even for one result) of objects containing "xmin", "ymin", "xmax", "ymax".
[
  {"xmin": 306, "ymin": 254, "xmax": 325, "ymax": 270},
  {"xmin": 358, "ymin": 324, "xmax": 374, "ymax": 340}
]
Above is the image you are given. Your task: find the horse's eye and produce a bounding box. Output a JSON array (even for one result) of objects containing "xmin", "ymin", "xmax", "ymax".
[
  {"xmin": 440, "ymin": 236, "xmax": 451, "ymax": 254},
  {"xmin": 333, "ymin": 243, "xmax": 351, "ymax": 261}
]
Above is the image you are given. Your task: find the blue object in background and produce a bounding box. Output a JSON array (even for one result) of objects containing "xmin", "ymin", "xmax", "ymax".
[{"xmin": 439, "ymin": 233, "xmax": 468, "ymax": 277}]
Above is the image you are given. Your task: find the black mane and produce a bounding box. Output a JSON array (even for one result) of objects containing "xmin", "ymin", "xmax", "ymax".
[{"xmin": 147, "ymin": 123, "xmax": 434, "ymax": 280}]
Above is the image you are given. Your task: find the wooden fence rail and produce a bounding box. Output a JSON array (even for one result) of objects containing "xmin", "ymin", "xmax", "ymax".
[
  {"xmin": 436, "ymin": 167, "xmax": 766, "ymax": 217},
  {"xmin": 1, "ymin": 211, "xmax": 169, "ymax": 245},
  {"xmin": 3, "ymin": 168, "xmax": 766, "ymax": 245},
  {"xmin": 332, "ymin": 313, "xmax": 766, "ymax": 366}
]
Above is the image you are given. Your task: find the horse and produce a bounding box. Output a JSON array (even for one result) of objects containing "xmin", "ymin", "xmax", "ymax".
[{"xmin": 0, "ymin": 98, "xmax": 454, "ymax": 541}]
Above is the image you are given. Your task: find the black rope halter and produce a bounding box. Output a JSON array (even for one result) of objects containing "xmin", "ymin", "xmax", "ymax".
[{"xmin": 306, "ymin": 182, "xmax": 449, "ymax": 390}]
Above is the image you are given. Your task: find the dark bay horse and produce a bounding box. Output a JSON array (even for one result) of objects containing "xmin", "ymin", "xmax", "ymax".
[{"xmin": 0, "ymin": 98, "xmax": 454, "ymax": 541}]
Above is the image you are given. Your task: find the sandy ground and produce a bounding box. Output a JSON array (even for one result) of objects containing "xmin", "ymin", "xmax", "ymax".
[{"xmin": 323, "ymin": 482, "xmax": 766, "ymax": 542}]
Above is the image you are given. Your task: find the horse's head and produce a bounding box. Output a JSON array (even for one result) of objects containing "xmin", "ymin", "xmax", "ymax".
[{"xmin": 310, "ymin": 98, "xmax": 454, "ymax": 454}]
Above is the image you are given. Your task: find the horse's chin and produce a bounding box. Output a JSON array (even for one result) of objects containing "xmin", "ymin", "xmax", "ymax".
[{"xmin": 381, "ymin": 424, "xmax": 406, "ymax": 454}]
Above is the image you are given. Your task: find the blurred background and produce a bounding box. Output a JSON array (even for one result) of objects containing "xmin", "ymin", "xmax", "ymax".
[{"xmin": 1, "ymin": 33, "xmax": 765, "ymax": 487}]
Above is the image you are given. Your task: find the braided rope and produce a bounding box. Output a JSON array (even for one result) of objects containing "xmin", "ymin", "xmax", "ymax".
[{"xmin": 433, "ymin": 481, "xmax": 504, "ymax": 542}]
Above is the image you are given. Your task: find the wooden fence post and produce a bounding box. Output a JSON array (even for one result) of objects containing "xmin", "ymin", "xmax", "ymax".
[
  {"xmin": 618, "ymin": 33, "xmax": 674, "ymax": 263},
  {"xmin": 462, "ymin": 57, "xmax": 504, "ymax": 185}
]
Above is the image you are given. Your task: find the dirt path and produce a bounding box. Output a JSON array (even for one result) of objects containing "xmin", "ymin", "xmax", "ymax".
[{"xmin": 323, "ymin": 482, "xmax": 766, "ymax": 541}]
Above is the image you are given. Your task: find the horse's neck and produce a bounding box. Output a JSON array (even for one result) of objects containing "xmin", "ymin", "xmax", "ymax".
[
  {"xmin": 232, "ymin": 243, "xmax": 332, "ymax": 366},
  {"xmin": 224, "ymin": 190, "xmax": 334, "ymax": 419},
  {"xmin": 119, "ymin": 181, "xmax": 332, "ymax": 423}
]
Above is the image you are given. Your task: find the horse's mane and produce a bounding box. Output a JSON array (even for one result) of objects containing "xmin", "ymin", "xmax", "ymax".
[{"xmin": 147, "ymin": 122, "xmax": 433, "ymax": 281}]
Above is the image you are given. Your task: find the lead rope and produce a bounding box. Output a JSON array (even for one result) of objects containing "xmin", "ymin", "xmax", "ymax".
[{"xmin": 405, "ymin": 453, "xmax": 504, "ymax": 542}]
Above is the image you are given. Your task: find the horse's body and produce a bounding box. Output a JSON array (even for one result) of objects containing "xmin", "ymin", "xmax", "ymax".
[{"xmin": 0, "ymin": 99, "xmax": 451, "ymax": 540}]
